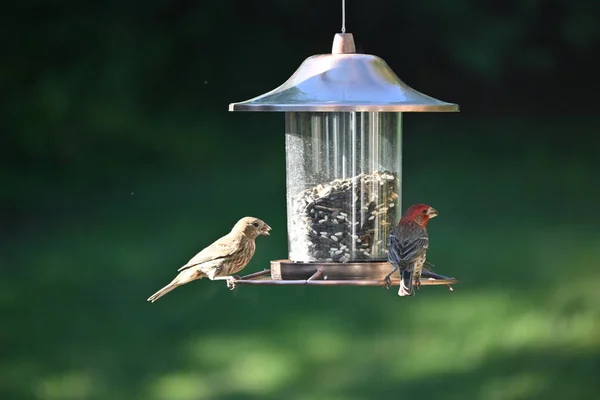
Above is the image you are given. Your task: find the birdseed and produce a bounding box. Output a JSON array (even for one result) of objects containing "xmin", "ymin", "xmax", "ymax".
[{"xmin": 288, "ymin": 170, "xmax": 399, "ymax": 262}]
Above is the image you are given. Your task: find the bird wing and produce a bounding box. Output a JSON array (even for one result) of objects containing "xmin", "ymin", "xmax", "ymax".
[
  {"xmin": 177, "ymin": 234, "xmax": 241, "ymax": 271},
  {"xmin": 388, "ymin": 221, "xmax": 429, "ymax": 264}
]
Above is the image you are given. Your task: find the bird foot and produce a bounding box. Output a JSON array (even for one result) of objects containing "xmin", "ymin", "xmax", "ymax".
[
  {"xmin": 383, "ymin": 274, "xmax": 393, "ymax": 290},
  {"xmin": 226, "ymin": 275, "xmax": 241, "ymax": 291},
  {"xmin": 226, "ymin": 277, "xmax": 236, "ymax": 290}
]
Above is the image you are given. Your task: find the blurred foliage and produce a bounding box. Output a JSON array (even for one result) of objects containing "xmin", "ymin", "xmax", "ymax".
[
  {"xmin": 2, "ymin": 0, "xmax": 599, "ymax": 170},
  {"xmin": 2, "ymin": 1, "xmax": 600, "ymax": 400}
]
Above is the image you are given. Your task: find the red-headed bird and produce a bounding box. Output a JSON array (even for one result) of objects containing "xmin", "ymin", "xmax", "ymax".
[
  {"xmin": 147, "ymin": 217, "xmax": 271, "ymax": 302},
  {"xmin": 386, "ymin": 204, "xmax": 438, "ymax": 296}
]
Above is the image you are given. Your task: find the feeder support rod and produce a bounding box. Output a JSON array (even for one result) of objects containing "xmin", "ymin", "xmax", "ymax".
[{"xmin": 341, "ymin": 0, "xmax": 346, "ymax": 33}]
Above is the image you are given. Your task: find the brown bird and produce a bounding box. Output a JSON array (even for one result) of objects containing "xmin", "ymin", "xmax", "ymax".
[{"xmin": 147, "ymin": 216, "xmax": 271, "ymax": 302}]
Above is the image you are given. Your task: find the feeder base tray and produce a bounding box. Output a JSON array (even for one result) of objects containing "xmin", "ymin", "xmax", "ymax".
[{"xmin": 227, "ymin": 260, "xmax": 459, "ymax": 288}]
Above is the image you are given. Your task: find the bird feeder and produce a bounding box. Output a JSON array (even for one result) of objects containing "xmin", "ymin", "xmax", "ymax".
[{"xmin": 228, "ymin": 31, "xmax": 459, "ymax": 288}]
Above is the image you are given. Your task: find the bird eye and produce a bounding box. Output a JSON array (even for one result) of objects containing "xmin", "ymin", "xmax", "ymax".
[
  {"xmin": 422, "ymin": 209, "xmax": 428, "ymax": 214},
  {"xmin": 252, "ymin": 222, "xmax": 259, "ymax": 227}
]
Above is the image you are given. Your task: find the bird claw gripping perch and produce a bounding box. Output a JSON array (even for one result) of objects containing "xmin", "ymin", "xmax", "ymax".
[
  {"xmin": 227, "ymin": 276, "xmax": 241, "ymax": 290},
  {"xmin": 383, "ymin": 274, "xmax": 393, "ymax": 290}
]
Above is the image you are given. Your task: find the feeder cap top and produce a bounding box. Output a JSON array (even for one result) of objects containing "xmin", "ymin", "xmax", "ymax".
[{"xmin": 229, "ymin": 33, "xmax": 459, "ymax": 112}]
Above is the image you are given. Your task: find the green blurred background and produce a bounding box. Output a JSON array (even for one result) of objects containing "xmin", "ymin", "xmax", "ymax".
[{"xmin": 2, "ymin": 1, "xmax": 600, "ymax": 399}]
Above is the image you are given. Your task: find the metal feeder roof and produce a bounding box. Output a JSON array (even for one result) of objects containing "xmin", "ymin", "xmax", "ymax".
[{"xmin": 229, "ymin": 33, "xmax": 459, "ymax": 112}]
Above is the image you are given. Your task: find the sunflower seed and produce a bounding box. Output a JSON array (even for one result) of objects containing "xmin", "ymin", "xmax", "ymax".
[{"xmin": 288, "ymin": 170, "xmax": 399, "ymax": 262}]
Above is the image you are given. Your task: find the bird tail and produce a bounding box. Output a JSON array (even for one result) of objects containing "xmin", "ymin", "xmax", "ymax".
[
  {"xmin": 398, "ymin": 268, "xmax": 414, "ymax": 297},
  {"xmin": 147, "ymin": 281, "xmax": 180, "ymax": 303},
  {"xmin": 147, "ymin": 268, "xmax": 206, "ymax": 303}
]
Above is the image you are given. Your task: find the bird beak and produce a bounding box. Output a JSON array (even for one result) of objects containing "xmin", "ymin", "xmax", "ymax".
[
  {"xmin": 427, "ymin": 207, "xmax": 439, "ymax": 218},
  {"xmin": 260, "ymin": 224, "xmax": 272, "ymax": 236}
]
